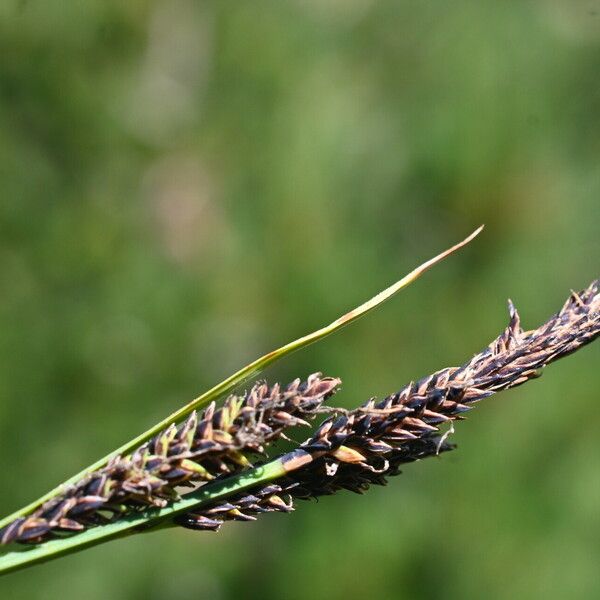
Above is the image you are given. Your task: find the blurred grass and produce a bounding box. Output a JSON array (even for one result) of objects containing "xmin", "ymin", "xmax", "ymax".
[{"xmin": 0, "ymin": 1, "xmax": 599, "ymax": 598}]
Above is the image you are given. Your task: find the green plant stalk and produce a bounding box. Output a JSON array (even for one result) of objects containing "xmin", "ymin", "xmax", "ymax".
[
  {"xmin": 0, "ymin": 452, "xmax": 310, "ymax": 576},
  {"xmin": 0, "ymin": 227, "xmax": 482, "ymax": 537}
]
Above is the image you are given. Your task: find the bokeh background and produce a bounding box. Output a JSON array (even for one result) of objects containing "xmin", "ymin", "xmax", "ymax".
[{"xmin": 1, "ymin": 1, "xmax": 599, "ymax": 598}]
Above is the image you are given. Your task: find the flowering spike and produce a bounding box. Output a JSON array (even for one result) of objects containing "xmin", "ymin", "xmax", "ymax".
[{"xmin": 1, "ymin": 374, "xmax": 340, "ymax": 545}]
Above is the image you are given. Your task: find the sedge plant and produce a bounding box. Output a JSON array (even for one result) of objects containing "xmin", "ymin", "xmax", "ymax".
[{"xmin": 0, "ymin": 226, "xmax": 598, "ymax": 576}]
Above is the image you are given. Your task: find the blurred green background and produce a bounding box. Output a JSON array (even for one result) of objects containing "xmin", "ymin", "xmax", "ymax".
[{"xmin": 1, "ymin": 1, "xmax": 599, "ymax": 598}]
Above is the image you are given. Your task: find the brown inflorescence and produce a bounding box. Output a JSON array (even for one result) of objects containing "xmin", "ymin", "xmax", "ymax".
[
  {"xmin": 0, "ymin": 374, "xmax": 340, "ymax": 545},
  {"xmin": 178, "ymin": 280, "xmax": 599, "ymax": 531},
  {"xmin": 2, "ymin": 281, "xmax": 598, "ymax": 543}
]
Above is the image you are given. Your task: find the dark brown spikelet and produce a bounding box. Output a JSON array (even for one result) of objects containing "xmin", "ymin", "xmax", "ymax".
[
  {"xmin": 178, "ymin": 280, "xmax": 599, "ymax": 531},
  {"xmin": 0, "ymin": 374, "xmax": 340, "ymax": 545}
]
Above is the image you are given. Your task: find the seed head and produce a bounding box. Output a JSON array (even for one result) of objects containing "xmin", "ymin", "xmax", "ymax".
[
  {"xmin": 178, "ymin": 280, "xmax": 599, "ymax": 530},
  {"xmin": 0, "ymin": 373, "xmax": 340, "ymax": 545}
]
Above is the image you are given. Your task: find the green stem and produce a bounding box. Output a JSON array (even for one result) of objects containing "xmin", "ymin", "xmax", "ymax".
[
  {"xmin": 0, "ymin": 227, "xmax": 482, "ymax": 537},
  {"xmin": 0, "ymin": 452, "xmax": 309, "ymax": 576}
]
